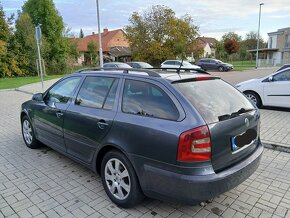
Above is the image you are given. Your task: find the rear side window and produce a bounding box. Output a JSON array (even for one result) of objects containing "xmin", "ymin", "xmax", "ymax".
[
  {"xmin": 122, "ymin": 80, "xmax": 179, "ymax": 120},
  {"xmin": 76, "ymin": 76, "xmax": 118, "ymax": 109},
  {"xmin": 174, "ymin": 79, "xmax": 254, "ymax": 124}
]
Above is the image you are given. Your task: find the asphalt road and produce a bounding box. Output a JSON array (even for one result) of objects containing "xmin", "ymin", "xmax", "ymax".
[{"xmin": 210, "ymin": 67, "xmax": 279, "ymax": 85}]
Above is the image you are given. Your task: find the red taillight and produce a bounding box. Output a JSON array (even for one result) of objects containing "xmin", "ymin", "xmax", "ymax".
[
  {"xmin": 177, "ymin": 125, "xmax": 211, "ymax": 162},
  {"xmin": 195, "ymin": 76, "xmax": 211, "ymax": 81}
]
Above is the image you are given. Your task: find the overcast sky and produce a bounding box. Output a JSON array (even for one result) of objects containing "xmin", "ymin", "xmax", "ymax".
[{"xmin": 2, "ymin": 0, "xmax": 290, "ymax": 41}]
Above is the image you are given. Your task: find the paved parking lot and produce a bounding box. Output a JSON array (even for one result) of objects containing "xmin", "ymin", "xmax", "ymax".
[{"xmin": 1, "ymin": 72, "xmax": 290, "ymax": 217}]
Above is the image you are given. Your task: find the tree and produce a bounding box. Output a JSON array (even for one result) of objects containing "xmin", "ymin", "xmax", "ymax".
[
  {"xmin": 0, "ymin": 4, "xmax": 23, "ymax": 77},
  {"xmin": 13, "ymin": 13, "xmax": 38, "ymax": 76},
  {"xmin": 221, "ymin": 32, "xmax": 241, "ymax": 57},
  {"xmin": 79, "ymin": 29, "xmax": 84, "ymax": 38},
  {"xmin": 87, "ymin": 40, "xmax": 98, "ymax": 65},
  {"xmin": 215, "ymin": 41, "xmax": 228, "ymax": 60},
  {"xmin": 221, "ymin": 32, "xmax": 242, "ymax": 43},
  {"xmin": 125, "ymin": 5, "xmax": 199, "ymax": 65},
  {"xmin": 224, "ymin": 39, "xmax": 239, "ymax": 55},
  {"xmin": 22, "ymin": 0, "xmax": 68, "ymax": 74},
  {"xmin": 244, "ymin": 31, "xmax": 266, "ymax": 50}
]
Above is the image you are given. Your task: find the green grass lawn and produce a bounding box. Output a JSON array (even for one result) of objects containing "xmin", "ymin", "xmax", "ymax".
[
  {"xmin": 228, "ymin": 60, "xmax": 256, "ymax": 71},
  {"xmin": 0, "ymin": 75, "xmax": 65, "ymax": 90}
]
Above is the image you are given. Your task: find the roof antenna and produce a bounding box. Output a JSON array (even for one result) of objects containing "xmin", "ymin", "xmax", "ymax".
[{"xmin": 177, "ymin": 59, "xmax": 183, "ymax": 79}]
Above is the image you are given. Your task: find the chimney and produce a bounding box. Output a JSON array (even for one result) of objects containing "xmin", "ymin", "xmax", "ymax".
[
  {"xmin": 92, "ymin": 32, "xmax": 95, "ymax": 35},
  {"xmin": 103, "ymin": 28, "xmax": 108, "ymax": 34}
]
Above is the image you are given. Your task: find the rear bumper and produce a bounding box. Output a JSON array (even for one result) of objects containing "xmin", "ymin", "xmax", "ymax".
[{"xmin": 136, "ymin": 142, "xmax": 263, "ymax": 204}]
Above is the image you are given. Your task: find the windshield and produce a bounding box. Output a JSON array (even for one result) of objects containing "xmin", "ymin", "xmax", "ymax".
[
  {"xmin": 117, "ymin": 63, "xmax": 132, "ymax": 68},
  {"xmin": 174, "ymin": 79, "xmax": 255, "ymax": 124},
  {"xmin": 139, "ymin": 62, "xmax": 153, "ymax": 68},
  {"xmin": 182, "ymin": 61, "xmax": 192, "ymax": 66}
]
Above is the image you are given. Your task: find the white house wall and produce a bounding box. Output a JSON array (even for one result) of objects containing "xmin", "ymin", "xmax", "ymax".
[{"xmin": 203, "ymin": 43, "xmax": 212, "ymax": 57}]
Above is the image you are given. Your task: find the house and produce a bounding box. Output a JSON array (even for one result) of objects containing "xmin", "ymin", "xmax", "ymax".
[
  {"xmin": 71, "ymin": 28, "xmax": 131, "ymax": 65},
  {"xmin": 198, "ymin": 36, "xmax": 218, "ymax": 58},
  {"xmin": 266, "ymin": 27, "xmax": 290, "ymax": 65}
]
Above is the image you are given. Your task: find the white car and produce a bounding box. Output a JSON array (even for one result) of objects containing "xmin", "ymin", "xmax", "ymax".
[
  {"xmin": 236, "ymin": 67, "xmax": 290, "ymax": 108},
  {"xmin": 161, "ymin": 60, "xmax": 201, "ymax": 70}
]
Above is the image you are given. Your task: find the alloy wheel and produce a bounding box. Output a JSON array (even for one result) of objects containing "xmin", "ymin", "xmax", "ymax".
[
  {"xmin": 104, "ymin": 158, "xmax": 131, "ymax": 200},
  {"xmin": 246, "ymin": 93, "xmax": 257, "ymax": 105},
  {"xmin": 22, "ymin": 120, "xmax": 33, "ymax": 144}
]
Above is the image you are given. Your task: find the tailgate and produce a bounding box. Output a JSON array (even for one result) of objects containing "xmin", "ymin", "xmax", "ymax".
[{"xmin": 209, "ymin": 110, "xmax": 260, "ymax": 173}]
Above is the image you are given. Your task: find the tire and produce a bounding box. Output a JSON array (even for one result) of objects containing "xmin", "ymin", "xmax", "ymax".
[
  {"xmin": 101, "ymin": 150, "xmax": 144, "ymax": 208},
  {"xmin": 244, "ymin": 91, "xmax": 262, "ymax": 108},
  {"xmin": 21, "ymin": 116, "xmax": 41, "ymax": 149},
  {"xmin": 218, "ymin": 66, "xmax": 224, "ymax": 72}
]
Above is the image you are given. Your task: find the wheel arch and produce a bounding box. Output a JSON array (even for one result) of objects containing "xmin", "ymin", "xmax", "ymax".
[
  {"xmin": 95, "ymin": 144, "xmax": 133, "ymax": 175},
  {"xmin": 243, "ymin": 90, "xmax": 263, "ymax": 106},
  {"xmin": 20, "ymin": 110, "xmax": 30, "ymax": 122}
]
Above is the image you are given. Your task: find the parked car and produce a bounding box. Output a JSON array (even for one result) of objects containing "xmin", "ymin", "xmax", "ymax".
[
  {"xmin": 236, "ymin": 67, "xmax": 290, "ymax": 108},
  {"xmin": 127, "ymin": 61, "xmax": 153, "ymax": 69},
  {"xmin": 103, "ymin": 62, "xmax": 132, "ymax": 68},
  {"xmin": 21, "ymin": 68, "xmax": 263, "ymax": 208},
  {"xmin": 196, "ymin": 58, "xmax": 233, "ymax": 72},
  {"xmin": 276, "ymin": 63, "xmax": 290, "ymax": 72},
  {"xmin": 161, "ymin": 60, "xmax": 201, "ymax": 70}
]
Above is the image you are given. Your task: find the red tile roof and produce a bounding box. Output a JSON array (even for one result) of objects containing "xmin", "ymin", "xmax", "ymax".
[
  {"xmin": 70, "ymin": 29, "xmax": 127, "ymax": 52},
  {"xmin": 198, "ymin": 37, "xmax": 218, "ymax": 48}
]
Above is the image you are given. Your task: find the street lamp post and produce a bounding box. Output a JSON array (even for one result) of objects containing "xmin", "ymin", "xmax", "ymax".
[
  {"xmin": 256, "ymin": 3, "xmax": 264, "ymax": 69},
  {"xmin": 96, "ymin": 0, "xmax": 103, "ymax": 67}
]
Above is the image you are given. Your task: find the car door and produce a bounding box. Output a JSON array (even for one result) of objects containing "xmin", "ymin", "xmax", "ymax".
[
  {"xmin": 263, "ymin": 69, "xmax": 290, "ymax": 107},
  {"xmin": 63, "ymin": 75, "xmax": 120, "ymax": 163},
  {"xmin": 33, "ymin": 76, "xmax": 82, "ymax": 152},
  {"xmin": 209, "ymin": 60, "xmax": 217, "ymax": 70},
  {"xmin": 202, "ymin": 60, "xmax": 211, "ymax": 69},
  {"xmin": 112, "ymin": 78, "xmax": 186, "ymax": 164}
]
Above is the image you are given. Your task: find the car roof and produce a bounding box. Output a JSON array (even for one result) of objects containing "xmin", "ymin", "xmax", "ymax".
[
  {"xmin": 104, "ymin": 62, "xmax": 129, "ymax": 65},
  {"xmin": 74, "ymin": 68, "xmax": 216, "ymax": 83},
  {"xmin": 127, "ymin": 61, "xmax": 147, "ymax": 64}
]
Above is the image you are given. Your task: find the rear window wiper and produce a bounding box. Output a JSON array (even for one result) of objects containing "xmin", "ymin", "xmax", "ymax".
[{"xmin": 218, "ymin": 108, "xmax": 255, "ymax": 121}]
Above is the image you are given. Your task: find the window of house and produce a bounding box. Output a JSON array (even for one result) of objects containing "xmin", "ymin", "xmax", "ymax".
[
  {"xmin": 286, "ymin": 35, "xmax": 290, "ymax": 48},
  {"xmin": 269, "ymin": 37, "xmax": 273, "ymax": 48},
  {"xmin": 122, "ymin": 80, "xmax": 179, "ymax": 120}
]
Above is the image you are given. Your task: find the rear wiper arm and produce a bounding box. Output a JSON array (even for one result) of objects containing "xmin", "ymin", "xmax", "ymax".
[{"xmin": 218, "ymin": 108, "xmax": 254, "ymax": 121}]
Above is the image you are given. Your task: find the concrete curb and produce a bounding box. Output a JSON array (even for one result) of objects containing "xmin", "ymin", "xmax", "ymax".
[{"xmin": 263, "ymin": 142, "xmax": 290, "ymax": 153}]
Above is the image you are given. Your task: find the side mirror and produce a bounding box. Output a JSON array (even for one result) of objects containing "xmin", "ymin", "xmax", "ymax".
[
  {"xmin": 268, "ymin": 76, "xmax": 273, "ymax": 82},
  {"xmin": 32, "ymin": 93, "xmax": 43, "ymax": 101}
]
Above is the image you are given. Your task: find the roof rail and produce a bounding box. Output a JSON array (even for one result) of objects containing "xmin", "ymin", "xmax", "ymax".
[
  {"xmin": 148, "ymin": 68, "xmax": 210, "ymax": 75},
  {"xmin": 76, "ymin": 67, "xmax": 161, "ymax": 77}
]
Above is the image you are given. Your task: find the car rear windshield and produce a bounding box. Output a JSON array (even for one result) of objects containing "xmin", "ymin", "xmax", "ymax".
[{"xmin": 174, "ymin": 79, "xmax": 255, "ymax": 124}]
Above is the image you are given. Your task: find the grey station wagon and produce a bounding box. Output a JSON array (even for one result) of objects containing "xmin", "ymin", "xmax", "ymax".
[{"xmin": 21, "ymin": 68, "xmax": 263, "ymax": 208}]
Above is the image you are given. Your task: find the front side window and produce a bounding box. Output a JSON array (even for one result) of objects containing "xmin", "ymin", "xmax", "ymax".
[
  {"xmin": 273, "ymin": 70, "xmax": 290, "ymax": 81},
  {"xmin": 122, "ymin": 80, "xmax": 179, "ymax": 120},
  {"xmin": 45, "ymin": 77, "xmax": 81, "ymax": 104},
  {"xmin": 76, "ymin": 76, "xmax": 118, "ymax": 109},
  {"xmin": 164, "ymin": 61, "xmax": 174, "ymax": 65}
]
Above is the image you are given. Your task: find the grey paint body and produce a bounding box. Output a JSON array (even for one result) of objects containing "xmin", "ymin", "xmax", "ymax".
[{"xmin": 21, "ymin": 71, "xmax": 263, "ymax": 204}]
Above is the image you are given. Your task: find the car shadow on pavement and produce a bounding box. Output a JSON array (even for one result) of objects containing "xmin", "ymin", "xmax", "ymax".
[{"xmin": 262, "ymin": 106, "xmax": 290, "ymax": 112}]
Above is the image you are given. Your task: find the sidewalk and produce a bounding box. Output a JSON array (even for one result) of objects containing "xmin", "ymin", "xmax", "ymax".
[{"xmin": 16, "ymin": 78, "xmax": 60, "ymax": 94}]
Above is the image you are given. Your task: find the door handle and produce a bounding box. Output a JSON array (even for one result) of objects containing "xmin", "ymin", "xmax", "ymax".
[
  {"xmin": 56, "ymin": 112, "xmax": 63, "ymax": 118},
  {"xmin": 97, "ymin": 120, "xmax": 109, "ymax": 129}
]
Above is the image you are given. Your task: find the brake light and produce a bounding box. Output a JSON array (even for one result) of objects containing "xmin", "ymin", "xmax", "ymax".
[
  {"xmin": 177, "ymin": 125, "xmax": 211, "ymax": 162},
  {"xmin": 195, "ymin": 76, "xmax": 211, "ymax": 81}
]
